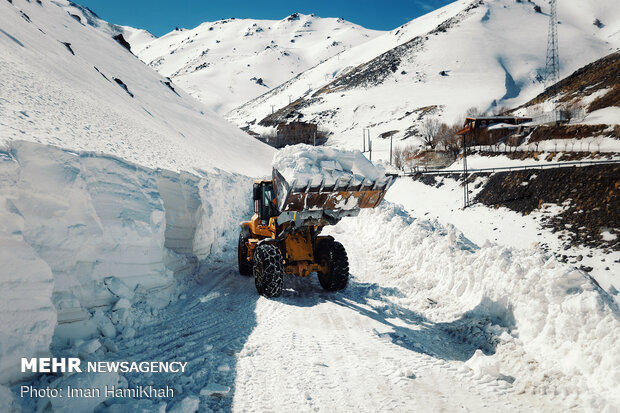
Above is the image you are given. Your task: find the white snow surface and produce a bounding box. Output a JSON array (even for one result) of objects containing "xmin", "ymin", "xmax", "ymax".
[
  {"xmin": 228, "ymin": 0, "xmax": 620, "ymax": 161},
  {"xmin": 15, "ymin": 201, "xmax": 617, "ymax": 412},
  {"xmin": 128, "ymin": 14, "xmax": 383, "ymax": 114},
  {"xmin": 326, "ymin": 204, "xmax": 620, "ymax": 411},
  {"xmin": 582, "ymin": 107, "xmax": 620, "ymax": 125},
  {"xmin": 2, "ymin": 0, "xmax": 619, "ymax": 411},
  {"xmin": 117, "ymin": 25, "xmax": 156, "ymax": 49},
  {"xmin": 0, "ymin": 0, "xmax": 274, "ymax": 176},
  {"xmin": 0, "ymin": 141, "xmax": 254, "ymax": 385},
  {"xmin": 273, "ymin": 144, "xmax": 386, "ymax": 187}
]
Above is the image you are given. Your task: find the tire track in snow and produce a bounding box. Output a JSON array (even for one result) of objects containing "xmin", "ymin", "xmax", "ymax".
[
  {"xmin": 231, "ymin": 273, "xmax": 543, "ymax": 412},
  {"xmin": 226, "ymin": 217, "xmax": 562, "ymax": 412},
  {"xmin": 103, "ymin": 262, "xmax": 260, "ymax": 411},
  {"xmin": 94, "ymin": 236, "xmax": 558, "ymax": 411}
]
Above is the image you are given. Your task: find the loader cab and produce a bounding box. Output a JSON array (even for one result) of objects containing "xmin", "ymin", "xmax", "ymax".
[{"xmin": 253, "ymin": 181, "xmax": 279, "ymax": 225}]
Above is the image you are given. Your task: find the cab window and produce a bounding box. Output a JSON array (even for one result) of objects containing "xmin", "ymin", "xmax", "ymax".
[{"xmin": 255, "ymin": 183, "xmax": 279, "ymax": 224}]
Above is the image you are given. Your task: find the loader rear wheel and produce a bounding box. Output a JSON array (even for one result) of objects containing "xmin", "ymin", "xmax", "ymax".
[
  {"xmin": 238, "ymin": 228, "xmax": 253, "ymax": 276},
  {"xmin": 253, "ymin": 243, "xmax": 284, "ymax": 297},
  {"xmin": 316, "ymin": 240, "xmax": 349, "ymax": 291}
]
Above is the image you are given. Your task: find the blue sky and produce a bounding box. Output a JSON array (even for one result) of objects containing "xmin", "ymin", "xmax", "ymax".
[{"xmin": 74, "ymin": 0, "xmax": 455, "ymax": 36}]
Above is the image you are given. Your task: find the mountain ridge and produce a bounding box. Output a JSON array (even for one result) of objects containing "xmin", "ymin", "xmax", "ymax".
[{"xmin": 125, "ymin": 13, "xmax": 384, "ymax": 114}]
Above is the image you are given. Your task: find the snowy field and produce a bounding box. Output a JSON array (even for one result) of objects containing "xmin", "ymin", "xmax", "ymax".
[
  {"xmin": 0, "ymin": 0, "xmax": 273, "ymax": 176},
  {"xmin": 385, "ymin": 176, "xmax": 620, "ymax": 292}
]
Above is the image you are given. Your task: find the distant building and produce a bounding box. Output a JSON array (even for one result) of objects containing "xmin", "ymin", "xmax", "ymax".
[
  {"xmin": 457, "ymin": 116, "xmax": 532, "ymax": 146},
  {"xmin": 249, "ymin": 122, "xmax": 320, "ymax": 148},
  {"xmin": 276, "ymin": 122, "xmax": 318, "ymax": 147}
]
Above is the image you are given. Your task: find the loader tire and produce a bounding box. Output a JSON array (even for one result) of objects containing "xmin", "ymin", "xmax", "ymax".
[
  {"xmin": 253, "ymin": 243, "xmax": 284, "ymax": 297},
  {"xmin": 316, "ymin": 240, "xmax": 349, "ymax": 291},
  {"xmin": 238, "ymin": 228, "xmax": 253, "ymax": 276}
]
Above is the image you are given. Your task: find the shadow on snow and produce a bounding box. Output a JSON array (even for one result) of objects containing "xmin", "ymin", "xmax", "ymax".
[{"xmin": 278, "ymin": 274, "xmax": 511, "ymax": 362}]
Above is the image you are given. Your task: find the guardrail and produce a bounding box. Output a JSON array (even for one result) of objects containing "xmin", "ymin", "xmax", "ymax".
[{"xmin": 400, "ymin": 159, "xmax": 620, "ymax": 176}]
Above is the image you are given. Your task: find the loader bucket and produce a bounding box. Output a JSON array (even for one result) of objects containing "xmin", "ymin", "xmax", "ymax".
[{"xmin": 272, "ymin": 169, "xmax": 395, "ymax": 213}]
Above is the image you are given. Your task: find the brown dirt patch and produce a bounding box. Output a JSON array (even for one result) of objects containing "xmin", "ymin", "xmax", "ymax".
[{"xmin": 474, "ymin": 165, "xmax": 620, "ymax": 250}]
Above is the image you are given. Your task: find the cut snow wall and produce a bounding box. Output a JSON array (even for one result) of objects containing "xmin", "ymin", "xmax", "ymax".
[
  {"xmin": 193, "ymin": 170, "xmax": 253, "ymax": 261},
  {"xmin": 157, "ymin": 169, "xmax": 253, "ymax": 278},
  {"xmin": 0, "ymin": 150, "xmax": 56, "ymax": 385},
  {"xmin": 0, "ymin": 141, "xmax": 253, "ymax": 385},
  {"xmin": 157, "ymin": 171, "xmax": 202, "ymax": 280}
]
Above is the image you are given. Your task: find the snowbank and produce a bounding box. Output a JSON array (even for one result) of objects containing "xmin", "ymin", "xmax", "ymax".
[
  {"xmin": 329, "ymin": 203, "xmax": 620, "ymax": 410},
  {"xmin": 0, "ymin": 141, "xmax": 253, "ymax": 385},
  {"xmin": 273, "ymin": 144, "xmax": 386, "ymax": 187},
  {"xmin": 0, "ymin": 0, "xmax": 266, "ymax": 388}
]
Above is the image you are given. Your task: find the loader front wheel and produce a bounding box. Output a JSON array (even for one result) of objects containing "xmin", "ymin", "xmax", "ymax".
[
  {"xmin": 316, "ymin": 240, "xmax": 349, "ymax": 291},
  {"xmin": 253, "ymin": 243, "xmax": 284, "ymax": 297},
  {"xmin": 238, "ymin": 227, "xmax": 253, "ymax": 276}
]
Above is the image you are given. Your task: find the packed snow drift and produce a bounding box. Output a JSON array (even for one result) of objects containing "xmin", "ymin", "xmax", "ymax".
[
  {"xmin": 273, "ymin": 144, "xmax": 387, "ymax": 188},
  {"xmin": 326, "ymin": 204, "xmax": 620, "ymax": 411}
]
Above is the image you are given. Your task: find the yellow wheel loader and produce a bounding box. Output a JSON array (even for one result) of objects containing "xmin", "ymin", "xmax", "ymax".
[{"xmin": 238, "ymin": 169, "xmax": 395, "ymax": 297}]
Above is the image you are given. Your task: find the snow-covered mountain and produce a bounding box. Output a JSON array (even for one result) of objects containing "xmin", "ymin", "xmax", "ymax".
[
  {"xmin": 228, "ymin": 0, "xmax": 620, "ymax": 158},
  {"xmin": 0, "ymin": 0, "xmax": 274, "ymax": 176},
  {"xmin": 126, "ymin": 13, "xmax": 383, "ymax": 114},
  {"xmin": 512, "ymin": 50, "xmax": 620, "ymax": 126}
]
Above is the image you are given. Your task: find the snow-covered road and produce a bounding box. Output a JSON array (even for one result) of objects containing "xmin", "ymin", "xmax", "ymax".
[
  {"xmin": 234, "ymin": 280, "xmax": 546, "ymax": 412},
  {"xmin": 8, "ymin": 161, "xmax": 618, "ymax": 412},
  {"xmin": 79, "ymin": 214, "xmax": 596, "ymax": 412},
  {"xmin": 100, "ymin": 259, "xmax": 550, "ymax": 412}
]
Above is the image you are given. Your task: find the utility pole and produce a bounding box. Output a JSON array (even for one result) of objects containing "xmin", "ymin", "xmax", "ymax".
[
  {"xmin": 545, "ymin": 0, "xmax": 560, "ymax": 121},
  {"xmin": 363, "ymin": 129, "xmax": 366, "ymax": 152},
  {"xmin": 390, "ymin": 134, "xmax": 393, "ymax": 165},
  {"xmin": 462, "ymin": 134, "xmax": 469, "ymax": 208},
  {"xmin": 313, "ymin": 131, "xmax": 316, "ymax": 146},
  {"xmin": 368, "ymin": 133, "xmax": 372, "ymax": 161}
]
